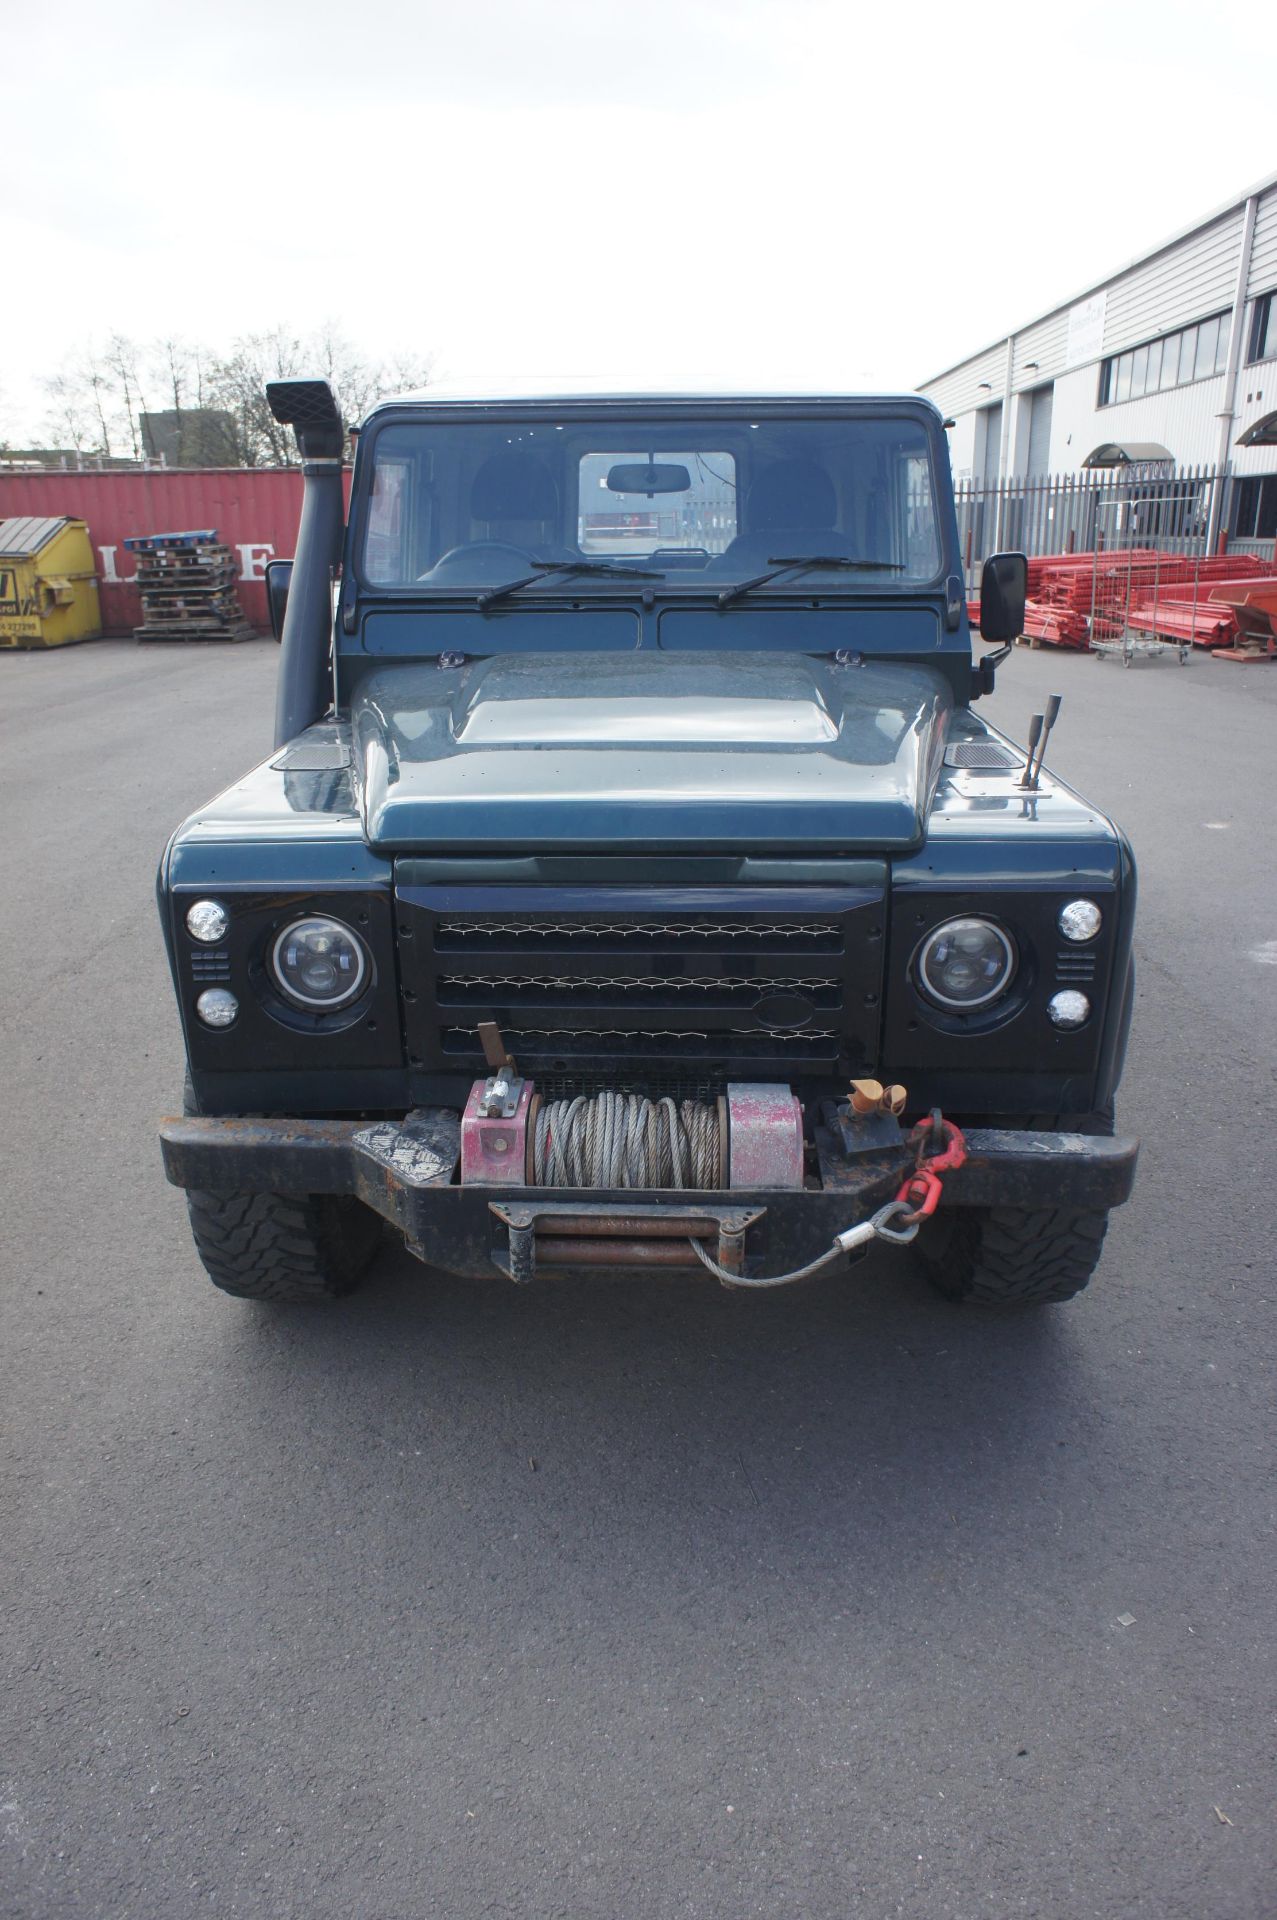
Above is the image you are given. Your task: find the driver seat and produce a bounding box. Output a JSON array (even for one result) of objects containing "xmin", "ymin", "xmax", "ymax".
[{"xmin": 469, "ymin": 450, "xmax": 573, "ymax": 560}]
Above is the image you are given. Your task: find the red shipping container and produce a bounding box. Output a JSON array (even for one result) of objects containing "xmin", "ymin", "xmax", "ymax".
[{"xmin": 0, "ymin": 468, "xmax": 352, "ymax": 635}]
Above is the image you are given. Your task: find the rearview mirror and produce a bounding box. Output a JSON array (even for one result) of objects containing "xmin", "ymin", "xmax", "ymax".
[
  {"xmin": 979, "ymin": 552, "xmax": 1027, "ymax": 642},
  {"xmin": 606, "ymin": 462, "xmax": 691, "ymax": 495},
  {"xmin": 266, "ymin": 557, "xmax": 293, "ymax": 643}
]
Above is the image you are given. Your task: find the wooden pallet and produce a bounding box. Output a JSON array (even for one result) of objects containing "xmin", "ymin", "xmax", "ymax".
[
  {"xmin": 140, "ymin": 591, "xmax": 244, "ymax": 614},
  {"xmin": 136, "ymin": 553, "xmax": 235, "ymax": 574},
  {"xmin": 135, "ymin": 621, "xmax": 255, "ymax": 643},
  {"xmin": 1210, "ymin": 640, "xmax": 1277, "ymax": 663},
  {"xmin": 124, "ymin": 529, "xmax": 219, "ymax": 553},
  {"xmin": 137, "ymin": 573, "xmax": 237, "ymax": 594},
  {"xmin": 130, "ymin": 528, "xmax": 254, "ymax": 639}
]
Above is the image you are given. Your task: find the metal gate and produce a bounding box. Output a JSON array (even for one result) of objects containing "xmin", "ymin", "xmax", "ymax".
[{"xmin": 952, "ymin": 463, "xmax": 1241, "ymax": 593}]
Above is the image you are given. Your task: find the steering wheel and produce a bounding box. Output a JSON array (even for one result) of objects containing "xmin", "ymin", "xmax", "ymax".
[{"xmin": 419, "ymin": 540, "xmax": 537, "ymax": 582}]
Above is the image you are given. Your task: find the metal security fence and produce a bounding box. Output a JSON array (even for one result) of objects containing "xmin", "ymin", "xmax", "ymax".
[{"xmin": 952, "ymin": 463, "xmax": 1245, "ymax": 592}]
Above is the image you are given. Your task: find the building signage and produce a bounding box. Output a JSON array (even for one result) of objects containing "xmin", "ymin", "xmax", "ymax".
[{"xmin": 1066, "ymin": 292, "xmax": 1107, "ymax": 369}]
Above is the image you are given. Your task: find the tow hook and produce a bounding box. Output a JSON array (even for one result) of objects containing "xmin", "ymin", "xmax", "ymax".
[
  {"xmin": 894, "ymin": 1111, "xmax": 968, "ymax": 1224},
  {"xmin": 689, "ymin": 1109, "xmax": 967, "ymax": 1290}
]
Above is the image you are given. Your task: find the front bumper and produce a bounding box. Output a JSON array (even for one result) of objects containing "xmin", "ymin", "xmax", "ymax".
[{"xmin": 159, "ymin": 1109, "xmax": 1139, "ymax": 1284}]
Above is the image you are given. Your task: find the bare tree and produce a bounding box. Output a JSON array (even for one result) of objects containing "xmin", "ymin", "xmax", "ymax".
[
  {"xmin": 85, "ymin": 363, "xmax": 114, "ymax": 456},
  {"xmin": 381, "ymin": 349, "xmax": 435, "ymax": 398},
  {"xmin": 40, "ymin": 324, "xmax": 434, "ymax": 466},
  {"xmin": 208, "ymin": 324, "xmax": 433, "ymax": 464},
  {"xmin": 42, "ymin": 337, "xmax": 146, "ymax": 457},
  {"xmin": 153, "ymin": 336, "xmax": 205, "ymax": 462},
  {"xmin": 42, "ymin": 369, "xmax": 97, "ymax": 453},
  {"xmin": 209, "ymin": 328, "xmax": 309, "ymax": 465},
  {"xmin": 104, "ymin": 333, "xmax": 148, "ymax": 460}
]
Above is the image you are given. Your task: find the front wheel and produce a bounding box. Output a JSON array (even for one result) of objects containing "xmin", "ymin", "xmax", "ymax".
[
  {"xmin": 915, "ymin": 1204, "xmax": 1109, "ymax": 1308},
  {"xmin": 185, "ymin": 1188, "xmax": 381, "ymax": 1303}
]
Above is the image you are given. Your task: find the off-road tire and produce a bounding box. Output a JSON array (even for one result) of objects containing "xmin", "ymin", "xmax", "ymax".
[
  {"xmin": 915, "ymin": 1105, "xmax": 1115, "ymax": 1308},
  {"xmin": 186, "ymin": 1188, "xmax": 380, "ymax": 1302},
  {"xmin": 915, "ymin": 1203, "xmax": 1109, "ymax": 1308},
  {"xmin": 183, "ymin": 1187, "xmax": 379, "ymax": 1302}
]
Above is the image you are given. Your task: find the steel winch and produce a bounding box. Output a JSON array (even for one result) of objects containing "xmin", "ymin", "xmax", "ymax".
[
  {"xmin": 452, "ymin": 1027, "xmax": 973, "ymax": 1288},
  {"xmin": 459, "ymin": 1070, "xmax": 806, "ymax": 1192}
]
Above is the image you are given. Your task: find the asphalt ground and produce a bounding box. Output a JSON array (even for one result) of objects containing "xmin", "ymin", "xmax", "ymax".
[{"xmin": 2, "ymin": 633, "xmax": 1275, "ymax": 1920}]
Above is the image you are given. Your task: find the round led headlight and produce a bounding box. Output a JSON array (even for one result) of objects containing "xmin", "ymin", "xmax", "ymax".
[
  {"xmin": 1047, "ymin": 990, "xmax": 1091, "ymax": 1029},
  {"xmin": 186, "ymin": 899, "xmax": 229, "ymax": 944},
  {"xmin": 916, "ymin": 916, "xmax": 1016, "ymax": 1011},
  {"xmin": 196, "ymin": 988, "xmax": 238, "ymax": 1029},
  {"xmin": 270, "ymin": 916, "xmax": 368, "ymax": 1011},
  {"xmin": 1059, "ymin": 899, "xmax": 1102, "ymax": 943}
]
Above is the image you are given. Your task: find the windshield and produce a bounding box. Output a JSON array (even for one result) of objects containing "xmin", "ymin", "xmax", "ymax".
[{"xmin": 360, "ymin": 412, "xmax": 943, "ymax": 593}]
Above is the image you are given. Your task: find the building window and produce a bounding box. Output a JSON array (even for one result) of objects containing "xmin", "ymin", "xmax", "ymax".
[
  {"xmin": 1233, "ymin": 474, "xmax": 1277, "ymax": 542},
  {"xmin": 1248, "ymin": 292, "xmax": 1275, "ymax": 365},
  {"xmin": 1098, "ymin": 310, "xmax": 1230, "ymax": 407}
]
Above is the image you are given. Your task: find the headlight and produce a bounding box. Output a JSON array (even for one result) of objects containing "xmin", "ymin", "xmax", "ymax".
[
  {"xmin": 270, "ymin": 916, "xmax": 369, "ymax": 1010},
  {"xmin": 196, "ymin": 988, "xmax": 238, "ymax": 1028},
  {"xmin": 186, "ymin": 899, "xmax": 229, "ymax": 943},
  {"xmin": 1059, "ymin": 899, "xmax": 1102, "ymax": 943},
  {"xmin": 916, "ymin": 916, "xmax": 1016, "ymax": 1011},
  {"xmin": 1047, "ymin": 990, "xmax": 1091, "ymax": 1029}
]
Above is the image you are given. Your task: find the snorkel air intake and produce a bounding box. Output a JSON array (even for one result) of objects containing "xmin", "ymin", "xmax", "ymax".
[{"xmin": 266, "ymin": 379, "xmax": 346, "ymax": 749}]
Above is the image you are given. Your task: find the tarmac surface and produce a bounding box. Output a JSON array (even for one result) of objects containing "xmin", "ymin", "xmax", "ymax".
[{"xmin": 3, "ymin": 634, "xmax": 1276, "ymax": 1920}]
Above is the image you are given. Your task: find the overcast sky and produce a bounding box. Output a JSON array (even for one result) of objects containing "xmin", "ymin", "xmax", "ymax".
[{"xmin": 3, "ymin": 0, "xmax": 1272, "ymax": 439}]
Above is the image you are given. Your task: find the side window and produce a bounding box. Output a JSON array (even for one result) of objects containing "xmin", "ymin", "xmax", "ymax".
[
  {"xmin": 365, "ymin": 458, "xmax": 413, "ymax": 584},
  {"xmin": 902, "ymin": 453, "xmax": 940, "ymax": 575}
]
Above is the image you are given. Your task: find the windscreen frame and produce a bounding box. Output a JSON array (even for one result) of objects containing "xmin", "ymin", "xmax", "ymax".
[{"xmin": 345, "ymin": 398, "xmax": 955, "ymax": 602}]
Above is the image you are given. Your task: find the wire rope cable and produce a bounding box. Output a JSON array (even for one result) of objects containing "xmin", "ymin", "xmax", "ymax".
[
  {"xmin": 687, "ymin": 1202, "xmax": 920, "ymax": 1289},
  {"xmin": 531, "ymin": 1091, "xmax": 723, "ymax": 1190},
  {"xmin": 686, "ymin": 1236, "xmax": 848, "ymax": 1288}
]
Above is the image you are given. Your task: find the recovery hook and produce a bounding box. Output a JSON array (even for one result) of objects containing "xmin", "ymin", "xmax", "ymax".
[{"xmin": 895, "ymin": 1114, "xmax": 967, "ymax": 1225}]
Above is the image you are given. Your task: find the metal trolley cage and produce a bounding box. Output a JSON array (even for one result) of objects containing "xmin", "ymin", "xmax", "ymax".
[{"xmin": 1092, "ymin": 631, "xmax": 1191, "ymax": 666}]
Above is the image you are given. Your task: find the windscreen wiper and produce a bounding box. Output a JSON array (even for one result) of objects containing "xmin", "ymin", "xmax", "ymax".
[
  {"xmin": 478, "ymin": 557, "xmax": 665, "ymax": 612},
  {"xmin": 717, "ymin": 554, "xmax": 905, "ymax": 608}
]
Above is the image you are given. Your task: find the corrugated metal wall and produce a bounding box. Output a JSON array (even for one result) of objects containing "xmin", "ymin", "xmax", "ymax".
[
  {"xmin": 1009, "ymin": 309, "xmax": 1070, "ymax": 387},
  {"xmin": 0, "ymin": 469, "xmax": 352, "ymax": 633},
  {"xmin": 920, "ymin": 178, "xmax": 1277, "ymax": 478},
  {"xmin": 926, "ymin": 341, "xmax": 1008, "ymax": 421},
  {"xmin": 1048, "ymin": 365, "xmax": 1228, "ymax": 471},
  {"xmin": 1246, "ymin": 191, "xmax": 1277, "ymax": 297},
  {"xmin": 1101, "ymin": 209, "xmax": 1244, "ymax": 354}
]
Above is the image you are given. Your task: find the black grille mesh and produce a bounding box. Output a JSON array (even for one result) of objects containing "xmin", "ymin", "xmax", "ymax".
[{"xmin": 399, "ymin": 891, "xmax": 884, "ymax": 1088}]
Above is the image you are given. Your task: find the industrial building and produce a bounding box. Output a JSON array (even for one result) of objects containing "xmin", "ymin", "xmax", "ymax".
[{"xmin": 919, "ymin": 172, "xmax": 1277, "ymax": 547}]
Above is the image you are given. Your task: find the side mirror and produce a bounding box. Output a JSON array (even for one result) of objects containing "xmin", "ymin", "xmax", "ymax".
[
  {"xmin": 266, "ymin": 558, "xmax": 293, "ymax": 644},
  {"xmin": 979, "ymin": 552, "xmax": 1027, "ymax": 642}
]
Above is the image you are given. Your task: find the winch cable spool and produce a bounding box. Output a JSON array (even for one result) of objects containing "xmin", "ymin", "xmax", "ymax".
[
  {"xmin": 512, "ymin": 1084, "xmax": 965, "ymax": 1291},
  {"xmin": 531, "ymin": 1091, "xmax": 723, "ymax": 1190}
]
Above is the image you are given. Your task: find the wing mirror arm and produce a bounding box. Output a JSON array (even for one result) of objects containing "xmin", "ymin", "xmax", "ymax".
[{"xmin": 973, "ymin": 641, "xmax": 1012, "ymax": 697}]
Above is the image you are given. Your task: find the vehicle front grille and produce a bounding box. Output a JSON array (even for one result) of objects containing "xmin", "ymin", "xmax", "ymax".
[
  {"xmin": 434, "ymin": 918, "xmax": 844, "ymax": 951},
  {"xmin": 440, "ymin": 1025, "xmax": 841, "ymax": 1055},
  {"xmin": 437, "ymin": 972, "xmax": 842, "ymax": 1010},
  {"xmin": 396, "ymin": 885, "xmax": 885, "ymax": 1090}
]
